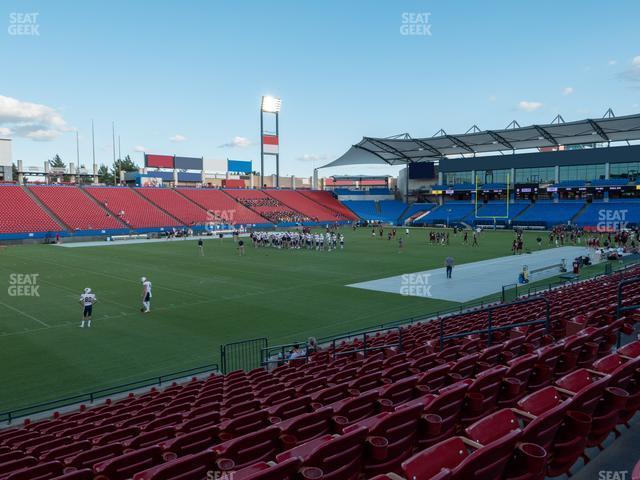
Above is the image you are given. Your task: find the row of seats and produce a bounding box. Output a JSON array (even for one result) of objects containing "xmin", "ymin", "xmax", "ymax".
[
  {"xmin": 224, "ymin": 190, "xmax": 313, "ymax": 223},
  {"xmin": 399, "ymin": 203, "xmax": 435, "ymax": 224},
  {"xmin": 415, "ymin": 202, "xmax": 476, "ymax": 226},
  {"xmin": 30, "ymin": 186, "xmax": 124, "ymax": 231},
  {"xmin": 177, "ymin": 189, "xmax": 270, "ymax": 225},
  {"xmin": 265, "ymin": 190, "xmax": 353, "ymax": 222},
  {"xmin": 513, "ymin": 202, "xmax": 585, "ymax": 228},
  {"xmin": 2, "ymin": 327, "xmax": 634, "ymax": 479},
  {"xmin": 0, "ymin": 185, "xmax": 62, "ymax": 233},
  {"xmin": 300, "ymin": 191, "xmax": 359, "ymax": 221},
  {"xmin": 0, "ymin": 267, "xmax": 637, "ymax": 479},
  {"xmin": 414, "ymin": 199, "xmax": 637, "ymax": 229},
  {"xmin": 134, "ymin": 188, "xmax": 211, "ymax": 226},
  {"xmin": 84, "ymin": 188, "xmax": 180, "ymax": 229},
  {"xmin": 575, "ymin": 202, "xmax": 640, "ymax": 228},
  {"xmin": 0, "ymin": 186, "xmax": 361, "ymax": 234},
  {"xmin": 342, "ymin": 199, "xmax": 413, "ymax": 224}
]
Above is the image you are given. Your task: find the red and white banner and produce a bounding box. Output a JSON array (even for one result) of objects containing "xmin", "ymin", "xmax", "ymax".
[{"xmin": 262, "ymin": 134, "xmax": 279, "ymax": 154}]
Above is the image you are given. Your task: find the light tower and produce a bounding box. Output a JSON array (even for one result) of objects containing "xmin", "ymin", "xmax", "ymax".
[{"xmin": 260, "ymin": 96, "xmax": 281, "ymax": 188}]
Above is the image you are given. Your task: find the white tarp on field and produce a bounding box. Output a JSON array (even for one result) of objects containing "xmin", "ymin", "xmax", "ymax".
[{"xmin": 347, "ymin": 246, "xmax": 593, "ymax": 302}]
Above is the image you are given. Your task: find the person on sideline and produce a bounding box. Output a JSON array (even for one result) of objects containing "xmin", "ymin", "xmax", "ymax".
[{"xmin": 445, "ymin": 256, "xmax": 454, "ymax": 279}]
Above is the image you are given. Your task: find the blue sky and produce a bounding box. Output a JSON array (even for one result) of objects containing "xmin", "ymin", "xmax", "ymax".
[{"xmin": 1, "ymin": 0, "xmax": 639, "ymax": 177}]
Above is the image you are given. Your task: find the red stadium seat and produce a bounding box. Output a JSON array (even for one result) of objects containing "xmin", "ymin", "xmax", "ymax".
[
  {"xmin": 64, "ymin": 443, "xmax": 124, "ymax": 471},
  {"xmin": 3, "ymin": 460, "xmax": 63, "ymax": 480},
  {"xmin": 49, "ymin": 469, "xmax": 93, "ymax": 480},
  {"xmin": 555, "ymin": 369, "xmax": 625, "ymax": 450},
  {"xmin": 346, "ymin": 403, "xmax": 423, "ymax": 476},
  {"xmin": 132, "ymin": 451, "xmax": 216, "ymax": 480},
  {"xmin": 277, "ymin": 407, "xmax": 336, "ymax": 447},
  {"xmin": 0, "ymin": 185, "xmax": 62, "ymax": 233},
  {"xmin": 276, "ymin": 426, "xmax": 368, "ymax": 480},
  {"xmin": 460, "ymin": 365, "xmax": 508, "ymax": 425},
  {"xmin": 210, "ymin": 426, "xmax": 282, "ymax": 471},
  {"xmin": 93, "ymin": 446, "xmax": 164, "ymax": 480},
  {"xmin": 160, "ymin": 425, "xmax": 219, "ymax": 460},
  {"xmin": 231, "ymin": 458, "xmax": 301, "ymax": 480}
]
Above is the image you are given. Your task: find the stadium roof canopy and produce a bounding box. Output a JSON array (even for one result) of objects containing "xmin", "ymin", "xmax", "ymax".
[{"xmin": 321, "ymin": 112, "xmax": 640, "ymax": 169}]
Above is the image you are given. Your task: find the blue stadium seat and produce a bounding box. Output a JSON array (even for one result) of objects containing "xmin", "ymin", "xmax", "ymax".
[{"xmin": 512, "ymin": 201, "xmax": 585, "ymax": 228}]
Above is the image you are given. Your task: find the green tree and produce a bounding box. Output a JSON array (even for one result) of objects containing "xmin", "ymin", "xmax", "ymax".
[
  {"xmin": 98, "ymin": 164, "xmax": 114, "ymax": 184},
  {"xmin": 12, "ymin": 163, "xmax": 18, "ymax": 182},
  {"xmin": 111, "ymin": 155, "xmax": 138, "ymax": 183},
  {"xmin": 48, "ymin": 154, "xmax": 65, "ymax": 169}
]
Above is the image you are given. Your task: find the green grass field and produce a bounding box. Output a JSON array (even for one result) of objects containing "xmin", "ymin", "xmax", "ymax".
[{"xmin": 0, "ymin": 228, "xmax": 568, "ymax": 412}]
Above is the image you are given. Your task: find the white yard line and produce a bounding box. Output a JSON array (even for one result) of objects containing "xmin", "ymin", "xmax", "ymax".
[{"xmin": 0, "ymin": 300, "xmax": 49, "ymax": 327}]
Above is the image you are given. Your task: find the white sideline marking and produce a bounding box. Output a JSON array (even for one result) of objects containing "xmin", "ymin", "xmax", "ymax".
[{"xmin": 55, "ymin": 234, "xmax": 250, "ymax": 248}]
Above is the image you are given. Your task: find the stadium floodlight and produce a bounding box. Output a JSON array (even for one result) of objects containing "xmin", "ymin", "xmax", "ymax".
[
  {"xmin": 261, "ymin": 96, "xmax": 281, "ymax": 113},
  {"xmin": 260, "ymin": 96, "xmax": 281, "ymax": 188}
]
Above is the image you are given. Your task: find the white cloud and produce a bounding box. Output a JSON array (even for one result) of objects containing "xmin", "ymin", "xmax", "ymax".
[
  {"xmin": 219, "ymin": 136, "xmax": 252, "ymax": 148},
  {"xmin": 562, "ymin": 87, "xmax": 574, "ymax": 96},
  {"xmin": 518, "ymin": 100, "xmax": 543, "ymax": 112},
  {"xmin": 0, "ymin": 95, "xmax": 69, "ymax": 141},
  {"xmin": 24, "ymin": 129, "xmax": 59, "ymax": 141},
  {"xmin": 608, "ymin": 59, "xmax": 617, "ymax": 66},
  {"xmin": 297, "ymin": 153, "xmax": 328, "ymax": 162},
  {"xmin": 133, "ymin": 145, "xmax": 146, "ymax": 152},
  {"xmin": 0, "ymin": 127, "xmax": 12, "ymax": 137},
  {"xmin": 169, "ymin": 134, "xmax": 186, "ymax": 142},
  {"xmin": 488, "ymin": 95, "xmax": 497, "ymax": 102},
  {"xmin": 620, "ymin": 55, "xmax": 640, "ymax": 83}
]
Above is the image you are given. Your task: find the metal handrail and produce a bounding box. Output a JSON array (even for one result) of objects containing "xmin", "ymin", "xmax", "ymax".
[
  {"xmin": 331, "ymin": 326, "xmax": 403, "ymax": 360},
  {"xmin": 439, "ymin": 295, "xmax": 550, "ymax": 350}
]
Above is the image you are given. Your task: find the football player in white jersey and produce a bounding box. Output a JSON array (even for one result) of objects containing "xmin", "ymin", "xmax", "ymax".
[
  {"xmin": 79, "ymin": 287, "xmax": 97, "ymax": 328},
  {"xmin": 141, "ymin": 277, "xmax": 152, "ymax": 313}
]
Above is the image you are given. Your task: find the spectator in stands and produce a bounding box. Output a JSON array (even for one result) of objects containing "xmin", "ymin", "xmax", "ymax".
[
  {"xmin": 288, "ymin": 344, "xmax": 304, "ymax": 360},
  {"xmin": 445, "ymin": 256, "xmax": 454, "ymax": 279},
  {"xmin": 307, "ymin": 336, "xmax": 320, "ymax": 354}
]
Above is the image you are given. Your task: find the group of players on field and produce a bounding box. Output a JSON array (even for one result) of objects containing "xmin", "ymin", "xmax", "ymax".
[{"xmin": 250, "ymin": 231, "xmax": 345, "ymax": 251}]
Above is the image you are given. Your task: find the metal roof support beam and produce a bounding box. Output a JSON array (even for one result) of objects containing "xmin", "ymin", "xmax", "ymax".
[
  {"xmin": 533, "ymin": 125, "xmax": 558, "ymax": 146},
  {"xmin": 587, "ymin": 119, "xmax": 610, "ymax": 142},
  {"xmin": 486, "ymin": 130, "xmax": 514, "ymax": 150},
  {"xmin": 413, "ymin": 139, "xmax": 443, "ymax": 157},
  {"xmin": 352, "ymin": 144, "xmax": 395, "ymax": 166},
  {"xmin": 365, "ymin": 138, "xmax": 415, "ymax": 164},
  {"xmin": 445, "ymin": 134, "xmax": 475, "ymax": 154}
]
